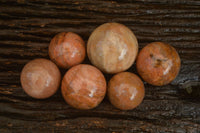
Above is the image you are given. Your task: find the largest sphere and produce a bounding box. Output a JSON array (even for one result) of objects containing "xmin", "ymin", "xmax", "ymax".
[{"xmin": 87, "ymin": 23, "xmax": 138, "ymax": 74}]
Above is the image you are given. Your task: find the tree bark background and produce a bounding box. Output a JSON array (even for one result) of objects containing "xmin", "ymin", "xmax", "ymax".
[{"xmin": 0, "ymin": 0, "xmax": 200, "ymax": 132}]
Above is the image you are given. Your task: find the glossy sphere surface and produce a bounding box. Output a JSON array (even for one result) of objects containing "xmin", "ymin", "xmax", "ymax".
[
  {"xmin": 108, "ymin": 72, "xmax": 145, "ymax": 110},
  {"xmin": 49, "ymin": 32, "xmax": 85, "ymax": 69},
  {"xmin": 87, "ymin": 22, "xmax": 138, "ymax": 74},
  {"xmin": 61, "ymin": 64, "xmax": 106, "ymax": 110},
  {"xmin": 20, "ymin": 58, "xmax": 61, "ymax": 99},
  {"xmin": 136, "ymin": 42, "xmax": 181, "ymax": 86}
]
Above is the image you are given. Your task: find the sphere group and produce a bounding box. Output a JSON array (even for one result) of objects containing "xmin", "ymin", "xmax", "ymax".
[{"xmin": 20, "ymin": 22, "xmax": 181, "ymax": 110}]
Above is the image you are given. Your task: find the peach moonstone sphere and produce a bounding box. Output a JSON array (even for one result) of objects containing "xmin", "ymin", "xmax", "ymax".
[
  {"xmin": 61, "ymin": 64, "xmax": 107, "ymax": 110},
  {"xmin": 20, "ymin": 58, "xmax": 61, "ymax": 99},
  {"xmin": 108, "ymin": 72, "xmax": 145, "ymax": 110},
  {"xmin": 87, "ymin": 23, "xmax": 138, "ymax": 74},
  {"xmin": 49, "ymin": 32, "xmax": 85, "ymax": 69},
  {"xmin": 136, "ymin": 42, "xmax": 181, "ymax": 86}
]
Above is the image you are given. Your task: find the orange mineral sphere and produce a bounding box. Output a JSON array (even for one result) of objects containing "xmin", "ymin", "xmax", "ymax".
[
  {"xmin": 108, "ymin": 72, "xmax": 145, "ymax": 110},
  {"xmin": 49, "ymin": 32, "xmax": 86, "ymax": 69},
  {"xmin": 20, "ymin": 58, "xmax": 61, "ymax": 99},
  {"xmin": 87, "ymin": 22, "xmax": 138, "ymax": 74},
  {"xmin": 136, "ymin": 42, "xmax": 181, "ymax": 86},
  {"xmin": 61, "ymin": 64, "xmax": 107, "ymax": 110}
]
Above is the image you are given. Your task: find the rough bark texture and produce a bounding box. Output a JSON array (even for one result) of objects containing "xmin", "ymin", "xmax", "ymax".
[{"xmin": 0, "ymin": 0, "xmax": 200, "ymax": 132}]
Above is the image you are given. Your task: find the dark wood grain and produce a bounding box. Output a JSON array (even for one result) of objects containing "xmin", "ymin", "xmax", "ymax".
[{"xmin": 0, "ymin": 0, "xmax": 200, "ymax": 132}]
